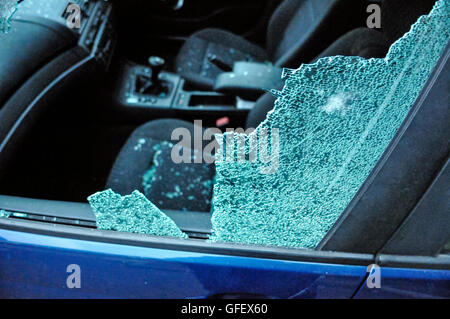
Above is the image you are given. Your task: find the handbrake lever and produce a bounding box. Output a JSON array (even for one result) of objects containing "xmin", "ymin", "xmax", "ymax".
[{"xmin": 208, "ymin": 55, "xmax": 233, "ymax": 72}]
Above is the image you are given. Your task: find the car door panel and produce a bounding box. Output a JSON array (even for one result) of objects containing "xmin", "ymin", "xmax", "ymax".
[
  {"xmin": 353, "ymin": 266, "xmax": 450, "ymax": 299},
  {"xmin": 0, "ymin": 228, "xmax": 368, "ymax": 299}
]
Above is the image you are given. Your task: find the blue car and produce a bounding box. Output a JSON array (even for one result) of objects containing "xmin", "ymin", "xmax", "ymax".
[{"xmin": 0, "ymin": 0, "xmax": 448, "ymax": 299}]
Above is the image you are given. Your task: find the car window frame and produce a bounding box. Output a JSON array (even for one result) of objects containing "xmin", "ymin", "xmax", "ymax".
[{"xmin": 318, "ymin": 43, "xmax": 450, "ymax": 255}]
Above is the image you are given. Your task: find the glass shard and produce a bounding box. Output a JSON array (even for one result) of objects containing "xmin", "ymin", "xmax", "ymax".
[
  {"xmin": 0, "ymin": 210, "xmax": 11, "ymax": 218},
  {"xmin": 210, "ymin": 0, "xmax": 449, "ymax": 249},
  {"xmin": 0, "ymin": 0, "xmax": 18, "ymax": 33},
  {"xmin": 88, "ymin": 189, "xmax": 188, "ymax": 238}
]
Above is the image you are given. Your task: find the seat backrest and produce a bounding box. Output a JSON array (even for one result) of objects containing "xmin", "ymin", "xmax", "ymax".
[
  {"xmin": 247, "ymin": 26, "xmax": 390, "ymax": 129},
  {"xmin": 266, "ymin": 0, "xmax": 365, "ymax": 68},
  {"xmin": 246, "ymin": 28, "xmax": 389, "ymax": 128},
  {"xmin": 381, "ymin": 0, "xmax": 437, "ymax": 45},
  {"xmin": 249, "ymin": 0, "xmax": 438, "ymax": 130}
]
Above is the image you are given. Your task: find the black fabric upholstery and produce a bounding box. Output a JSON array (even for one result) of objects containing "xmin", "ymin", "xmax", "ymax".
[
  {"xmin": 175, "ymin": 28, "xmax": 268, "ymax": 90},
  {"xmin": 174, "ymin": 0, "xmax": 436, "ymax": 90},
  {"xmin": 0, "ymin": 21, "xmax": 73, "ymax": 108},
  {"xmin": 108, "ymin": 27, "xmax": 391, "ymax": 209},
  {"xmin": 175, "ymin": 0, "xmax": 364, "ymax": 90},
  {"xmin": 106, "ymin": 119, "xmax": 215, "ymax": 212},
  {"xmin": 245, "ymin": 0, "xmax": 434, "ymax": 148},
  {"xmin": 245, "ymin": 89, "xmax": 278, "ymax": 130},
  {"xmin": 266, "ymin": 0, "xmax": 304, "ymax": 61},
  {"xmin": 108, "ymin": 0, "xmax": 432, "ymax": 212},
  {"xmin": 246, "ymin": 28, "xmax": 390, "ymax": 130},
  {"xmin": 314, "ymin": 28, "xmax": 389, "ymax": 61},
  {"xmin": 382, "ymin": 0, "xmax": 436, "ymax": 45},
  {"xmin": 268, "ymin": 0, "xmax": 356, "ymax": 66}
]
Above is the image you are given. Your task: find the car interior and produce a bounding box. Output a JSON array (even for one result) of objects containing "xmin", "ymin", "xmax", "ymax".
[{"xmin": 0, "ymin": 0, "xmax": 448, "ymax": 259}]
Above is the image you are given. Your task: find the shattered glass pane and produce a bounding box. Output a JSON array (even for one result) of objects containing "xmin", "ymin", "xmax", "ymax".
[
  {"xmin": 0, "ymin": 0, "xmax": 18, "ymax": 33},
  {"xmin": 87, "ymin": 1, "xmax": 448, "ymax": 248},
  {"xmin": 142, "ymin": 141, "xmax": 214, "ymax": 212},
  {"xmin": 210, "ymin": 1, "xmax": 450, "ymax": 249},
  {"xmin": 0, "ymin": 210, "xmax": 11, "ymax": 218},
  {"xmin": 88, "ymin": 189, "xmax": 188, "ymax": 238}
]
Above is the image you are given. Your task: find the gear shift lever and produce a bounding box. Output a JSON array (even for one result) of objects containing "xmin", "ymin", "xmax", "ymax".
[
  {"xmin": 135, "ymin": 56, "xmax": 171, "ymax": 98},
  {"xmin": 149, "ymin": 56, "xmax": 165, "ymax": 85}
]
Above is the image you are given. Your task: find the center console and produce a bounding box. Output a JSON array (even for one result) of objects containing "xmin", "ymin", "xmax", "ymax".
[{"xmin": 115, "ymin": 58, "xmax": 258, "ymax": 116}]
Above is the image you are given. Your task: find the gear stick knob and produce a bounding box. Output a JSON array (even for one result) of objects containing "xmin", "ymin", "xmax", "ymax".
[{"xmin": 148, "ymin": 56, "xmax": 165, "ymax": 84}]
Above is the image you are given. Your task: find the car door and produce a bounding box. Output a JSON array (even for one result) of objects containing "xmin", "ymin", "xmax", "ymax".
[
  {"xmin": 0, "ymin": 221, "xmax": 372, "ymax": 299},
  {"xmin": 355, "ymin": 159, "xmax": 450, "ymax": 299}
]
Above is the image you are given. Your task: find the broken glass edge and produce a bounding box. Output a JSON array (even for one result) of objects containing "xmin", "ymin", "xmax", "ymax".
[
  {"xmin": 74, "ymin": 1, "xmax": 449, "ymax": 247},
  {"xmin": 88, "ymin": 189, "xmax": 188, "ymax": 239},
  {"xmin": 0, "ymin": 0, "xmax": 18, "ymax": 33},
  {"xmin": 209, "ymin": 0, "xmax": 450, "ymax": 249},
  {"xmin": 0, "ymin": 209, "xmax": 11, "ymax": 218}
]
